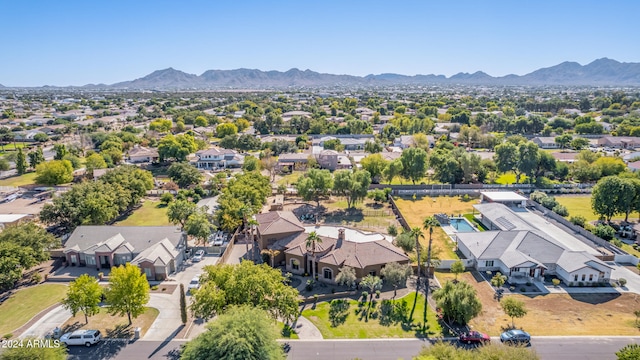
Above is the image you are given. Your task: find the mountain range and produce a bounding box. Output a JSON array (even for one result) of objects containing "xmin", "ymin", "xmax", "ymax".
[{"xmin": 4, "ymin": 58, "xmax": 640, "ymax": 89}]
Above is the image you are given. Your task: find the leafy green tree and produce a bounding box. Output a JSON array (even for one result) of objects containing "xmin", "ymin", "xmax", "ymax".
[
  {"xmin": 335, "ymin": 265, "xmax": 357, "ymax": 288},
  {"xmin": 28, "ymin": 147, "xmax": 45, "ymax": 169},
  {"xmin": 501, "ymin": 297, "xmax": 528, "ymax": 328},
  {"xmin": 295, "ymin": 168, "xmax": 333, "ymax": 207},
  {"xmin": 491, "ymin": 272, "xmax": 506, "ymax": 288},
  {"xmin": 0, "ymin": 338, "xmax": 67, "ymax": 360},
  {"xmin": 84, "ymin": 153, "xmax": 107, "ymax": 177},
  {"xmin": 0, "ymin": 158, "xmax": 9, "ymax": 173},
  {"xmin": 364, "ymin": 140, "xmax": 383, "ymax": 153},
  {"xmin": 99, "ymin": 165, "xmax": 154, "ymax": 207},
  {"xmin": 148, "ymin": 118, "xmax": 172, "ymax": 132},
  {"xmin": 105, "ymin": 263, "xmax": 150, "ymax": 325},
  {"xmin": 332, "ymin": 170, "xmax": 371, "ymax": 208},
  {"xmin": 617, "ymin": 344, "xmax": 640, "ymax": 360},
  {"xmin": 450, "ymin": 260, "xmax": 465, "ymax": 280},
  {"xmin": 53, "ymin": 144, "xmax": 68, "ymax": 160},
  {"xmin": 323, "ymin": 138, "xmax": 344, "ymax": 151},
  {"xmin": 361, "ymin": 153, "xmax": 388, "ymax": 182},
  {"xmin": 158, "ymin": 133, "xmax": 198, "ymax": 162},
  {"xmin": 433, "ymin": 280, "xmax": 482, "ymax": 325},
  {"xmin": 167, "ymin": 199, "xmax": 197, "ymax": 229},
  {"xmin": 570, "ymin": 137, "xmax": 590, "ymax": 150},
  {"xmin": 400, "ymin": 147, "xmax": 428, "ymax": 184},
  {"xmin": 216, "ymin": 123, "xmax": 238, "ymax": 138},
  {"xmin": 181, "ymin": 305, "xmax": 285, "ymax": 360},
  {"xmin": 381, "ymin": 262, "xmax": 412, "ymax": 297},
  {"xmin": 242, "ymin": 155, "xmax": 260, "ymax": 172},
  {"xmin": 592, "ymin": 176, "xmax": 635, "ymax": 221},
  {"xmin": 517, "ymin": 141, "xmax": 540, "ymax": 182},
  {"xmin": 190, "ymin": 262, "xmax": 299, "ymax": 322},
  {"xmin": 493, "ymin": 142, "xmax": 518, "ymax": 178},
  {"xmin": 33, "ymin": 133, "xmax": 49, "ymax": 142},
  {"xmin": 168, "ymin": 162, "xmax": 203, "ymax": 188},
  {"xmin": 62, "ymin": 274, "xmax": 102, "ymax": 324},
  {"xmin": 185, "ymin": 210, "xmax": 214, "ymax": 246},
  {"xmin": 383, "ymin": 158, "xmax": 403, "ymax": 184},
  {"xmin": 35, "ymin": 160, "xmax": 74, "ymax": 185},
  {"xmin": 15, "ymin": 148, "xmax": 27, "ymax": 175},
  {"xmin": 554, "ymin": 134, "xmax": 572, "ymax": 149}
]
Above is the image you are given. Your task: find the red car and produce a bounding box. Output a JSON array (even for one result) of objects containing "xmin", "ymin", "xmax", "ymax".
[{"xmin": 459, "ymin": 331, "xmax": 490, "ymax": 344}]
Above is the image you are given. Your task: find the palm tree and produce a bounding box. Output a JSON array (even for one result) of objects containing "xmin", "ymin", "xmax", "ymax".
[
  {"xmin": 422, "ymin": 216, "xmax": 440, "ymax": 281},
  {"xmin": 409, "ymin": 227, "xmax": 424, "ymax": 286},
  {"xmin": 247, "ymin": 218, "xmax": 260, "ymax": 260},
  {"xmin": 305, "ymin": 231, "xmax": 322, "ymax": 281},
  {"xmin": 238, "ymin": 205, "xmax": 252, "ymax": 260},
  {"xmin": 261, "ymin": 248, "xmax": 280, "ymax": 268}
]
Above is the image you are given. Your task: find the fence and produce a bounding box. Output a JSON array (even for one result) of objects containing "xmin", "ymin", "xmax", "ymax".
[
  {"xmin": 218, "ymin": 228, "xmax": 240, "ymax": 265},
  {"xmin": 436, "ymin": 259, "xmax": 475, "ymax": 270},
  {"xmin": 388, "ymin": 196, "xmax": 410, "ymax": 231}
]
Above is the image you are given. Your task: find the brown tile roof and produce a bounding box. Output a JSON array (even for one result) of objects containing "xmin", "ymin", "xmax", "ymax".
[{"xmin": 255, "ymin": 211, "xmax": 305, "ymax": 236}]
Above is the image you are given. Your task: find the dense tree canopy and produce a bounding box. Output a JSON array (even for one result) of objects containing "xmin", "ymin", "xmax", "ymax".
[
  {"xmin": 168, "ymin": 162, "xmax": 203, "ymax": 188},
  {"xmin": 432, "ymin": 280, "xmax": 482, "ymax": 325},
  {"xmin": 190, "ymin": 261, "xmax": 299, "ymax": 322},
  {"xmin": 332, "ymin": 169, "xmax": 371, "ymax": 208},
  {"xmin": 35, "ymin": 160, "xmax": 74, "ymax": 185},
  {"xmin": 105, "ymin": 263, "xmax": 150, "ymax": 325},
  {"xmin": 181, "ymin": 305, "xmax": 285, "ymax": 360}
]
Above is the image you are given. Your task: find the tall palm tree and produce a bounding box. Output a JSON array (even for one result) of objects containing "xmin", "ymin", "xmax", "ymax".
[
  {"xmin": 422, "ymin": 216, "xmax": 440, "ymax": 281},
  {"xmin": 247, "ymin": 218, "xmax": 260, "ymax": 260},
  {"xmin": 238, "ymin": 205, "xmax": 253, "ymax": 260},
  {"xmin": 422, "ymin": 216, "xmax": 441, "ymax": 326},
  {"xmin": 305, "ymin": 231, "xmax": 322, "ymax": 281},
  {"xmin": 409, "ymin": 227, "xmax": 424, "ymax": 287}
]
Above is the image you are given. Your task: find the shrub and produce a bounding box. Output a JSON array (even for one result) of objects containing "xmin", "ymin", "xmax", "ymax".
[
  {"xmin": 520, "ymin": 287, "xmax": 526, "ymax": 292},
  {"xmin": 3, "ymin": 333, "xmax": 13, "ymax": 339},
  {"xmin": 394, "ymin": 232, "xmax": 415, "ymax": 253},
  {"xmin": 611, "ymin": 238, "xmax": 624, "ymax": 247},
  {"xmin": 578, "ymin": 282, "xmax": 584, "ymax": 287},
  {"xmin": 619, "ymin": 278, "xmax": 628, "ymax": 287},
  {"xmin": 387, "ymin": 224, "xmax": 398, "ymax": 237},
  {"xmin": 525, "ymin": 281, "xmax": 532, "ymax": 286},
  {"xmin": 31, "ymin": 272, "xmax": 42, "ymax": 283},
  {"xmin": 151, "ymin": 285, "xmax": 159, "ymax": 290},
  {"xmin": 361, "ymin": 291, "xmax": 369, "ymax": 300},
  {"xmin": 552, "ymin": 278, "xmax": 561, "ymax": 287},
  {"xmin": 552, "ymin": 204, "xmax": 569, "ymax": 217},
  {"xmin": 593, "ymin": 224, "xmax": 616, "ymax": 240},
  {"xmin": 570, "ymin": 215, "xmax": 587, "ymax": 227},
  {"xmin": 375, "ymin": 290, "xmax": 381, "ymax": 298}
]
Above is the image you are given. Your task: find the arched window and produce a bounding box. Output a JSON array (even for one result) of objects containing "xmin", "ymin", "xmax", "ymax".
[{"xmin": 323, "ymin": 268, "xmax": 333, "ymax": 280}]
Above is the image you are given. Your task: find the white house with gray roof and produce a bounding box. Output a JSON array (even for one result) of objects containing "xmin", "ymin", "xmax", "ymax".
[
  {"xmin": 457, "ymin": 203, "xmax": 612, "ymax": 286},
  {"xmin": 63, "ymin": 226, "xmax": 186, "ymax": 281}
]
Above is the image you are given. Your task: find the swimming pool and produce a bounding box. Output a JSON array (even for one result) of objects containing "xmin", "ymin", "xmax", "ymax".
[{"xmin": 449, "ymin": 218, "xmax": 476, "ymax": 232}]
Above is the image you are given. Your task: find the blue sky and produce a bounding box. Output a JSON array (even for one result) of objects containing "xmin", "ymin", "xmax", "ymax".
[{"xmin": 1, "ymin": 0, "xmax": 639, "ymax": 86}]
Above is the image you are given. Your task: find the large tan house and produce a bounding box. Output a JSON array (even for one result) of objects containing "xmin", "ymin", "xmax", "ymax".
[{"xmin": 255, "ymin": 211, "xmax": 409, "ymax": 283}]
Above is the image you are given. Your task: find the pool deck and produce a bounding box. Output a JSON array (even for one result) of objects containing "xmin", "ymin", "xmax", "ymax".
[{"xmin": 303, "ymin": 225, "xmax": 393, "ymax": 243}]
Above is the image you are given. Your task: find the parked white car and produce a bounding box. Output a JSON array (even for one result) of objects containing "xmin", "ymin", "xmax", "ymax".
[
  {"xmin": 192, "ymin": 249, "xmax": 205, "ymax": 262},
  {"xmin": 60, "ymin": 329, "xmax": 102, "ymax": 347},
  {"xmin": 188, "ymin": 274, "xmax": 201, "ymax": 292}
]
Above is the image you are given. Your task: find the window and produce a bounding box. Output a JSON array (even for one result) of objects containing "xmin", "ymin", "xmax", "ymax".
[
  {"xmin": 581, "ymin": 274, "xmax": 586, "ymax": 281},
  {"xmin": 291, "ymin": 259, "xmax": 299, "ymax": 270},
  {"xmin": 574, "ymin": 274, "xmax": 578, "ymax": 281},
  {"xmin": 86, "ymin": 256, "xmax": 96, "ymax": 265},
  {"xmin": 369, "ymin": 271, "xmax": 376, "ymax": 276},
  {"xmin": 589, "ymin": 274, "xmax": 593, "ymax": 282},
  {"xmin": 323, "ymin": 268, "xmax": 333, "ymax": 280},
  {"xmin": 485, "ymin": 260, "xmax": 494, "ymax": 267}
]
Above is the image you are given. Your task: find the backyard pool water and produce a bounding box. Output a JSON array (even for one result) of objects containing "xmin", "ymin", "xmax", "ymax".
[{"xmin": 449, "ymin": 218, "xmax": 476, "ymax": 232}]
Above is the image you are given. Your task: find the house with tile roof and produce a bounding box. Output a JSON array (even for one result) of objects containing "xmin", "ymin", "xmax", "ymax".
[
  {"xmin": 127, "ymin": 145, "xmax": 159, "ymax": 163},
  {"xmin": 457, "ymin": 204, "xmax": 613, "ymax": 286},
  {"xmin": 63, "ymin": 226, "xmax": 186, "ymax": 281},
  {"xmin": 255, "ymin": 211, "xmax": 409, "ymax": 283}
]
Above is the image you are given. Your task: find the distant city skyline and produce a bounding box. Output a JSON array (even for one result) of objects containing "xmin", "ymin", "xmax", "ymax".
[{"xmin": 1, "ymin": 0, "xmax": 639, "ymax": 87}]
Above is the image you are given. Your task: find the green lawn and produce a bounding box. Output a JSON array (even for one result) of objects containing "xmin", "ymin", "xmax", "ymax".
[
  {"xmin": 555, "ymin": 196, "xmax": 640, "ymax": 222},
  {"xmin": 62, "ymin": 307, "xmax": 159, "ymax": 339},
  {"xmin": 115, "ymin": 200, "xmax": 171, "ymax": 226},
  {"xmin": 463, "ymin": 213, "xmax": 487, "ymax": 231},
  {"xmin": 0, "ymin": 172, "xmax": 39, "ymax": 187},
  {"xmin": 276, "ymin": 172, "xmax": 303, "ymax": 186},
  {"xmin": 495, "ymin": 172, "xmax": 528, "ymax": 185},
  {"xmin": 0, "ymin": 284, "xmax": 68, "ymax": 336},
  {"xmin": 302, "ymin": 292, "xmax": 442, "ymax": 339}
]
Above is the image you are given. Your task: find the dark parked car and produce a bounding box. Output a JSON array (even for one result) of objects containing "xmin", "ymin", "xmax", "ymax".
[
  {"xmin": 500, "ymin": 329, "xmax": 531, "ymax": 345},
  {"xmin": 459, "ymin": 331, "xmax": 490, "ymax": 344}
]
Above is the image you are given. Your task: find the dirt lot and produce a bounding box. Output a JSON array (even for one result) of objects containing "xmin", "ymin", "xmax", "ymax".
[
  {"xmin": 0, "ymin": 197, "xmax": 46, "ymax": 215},
  {"xmin": 436, "ymin": 271, "xmax": 640, "ymax": 336}
]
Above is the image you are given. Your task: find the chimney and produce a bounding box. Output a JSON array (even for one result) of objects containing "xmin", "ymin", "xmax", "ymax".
[{"xmin": 337, "ymin": 228, "xmax": 345, "ymax": 248}]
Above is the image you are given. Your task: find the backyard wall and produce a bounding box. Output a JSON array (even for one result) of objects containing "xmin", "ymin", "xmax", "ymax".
[{"xmin": 436, "ymin": 259, "xmax": 475, "ymax": 270}]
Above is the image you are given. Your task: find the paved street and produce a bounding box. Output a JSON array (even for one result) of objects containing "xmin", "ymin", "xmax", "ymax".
[{"xmin": 65, "ymin": 337, "xmax": 640, "ymax": 360}]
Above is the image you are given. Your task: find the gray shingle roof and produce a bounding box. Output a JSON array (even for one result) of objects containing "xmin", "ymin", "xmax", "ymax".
[{"xmin": 65, "ymin": 226, "xmax": 183, "ymax": 255}]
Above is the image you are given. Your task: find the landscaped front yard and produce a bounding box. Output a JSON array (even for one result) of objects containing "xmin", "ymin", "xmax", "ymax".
[
  {"xmin": 114, "ymin": 200, "xmax": 171, "ymax": 226},
  {"xmin": 0, "ymin": 284, "xmax": 68, "ymax": 336},
  {"xmin": 302, "ymin": 292, "xmax": 442, "ymax": 338},
  {"xmin": 394, "ymin": 196, "xmax": 477, "ymax": 259},
  {"xmin": 62, "ymin": 307, "xmax": 159, "ymax": 339},
  {"xmin": 436, "ymin": 270, "xmax": 640, "ymax": 336}
]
